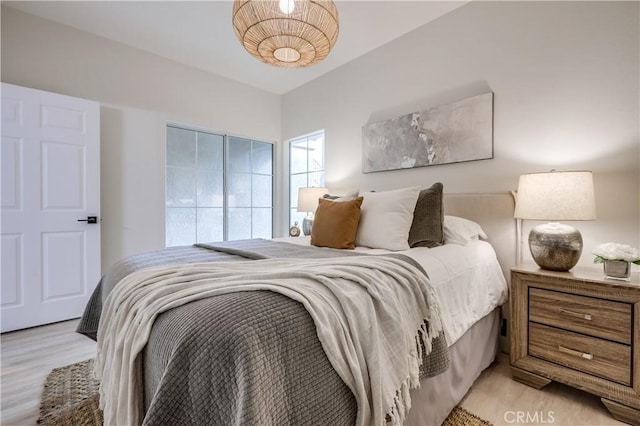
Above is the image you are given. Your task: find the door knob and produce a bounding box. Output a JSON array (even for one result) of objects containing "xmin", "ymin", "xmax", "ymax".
[{"xmin": 77, "ymin": 216, "xmax": 98, "ymax": 224}]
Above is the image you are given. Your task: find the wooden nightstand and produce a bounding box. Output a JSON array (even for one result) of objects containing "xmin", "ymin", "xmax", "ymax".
[{"xmin": 510, "ymin": 264, "xmax": 640, "ymax": 425}]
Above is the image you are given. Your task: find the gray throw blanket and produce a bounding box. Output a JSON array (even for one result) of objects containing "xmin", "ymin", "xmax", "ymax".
[{"xmin": 78, "ymin": 239, "xmax": 450, "ymax": 425}]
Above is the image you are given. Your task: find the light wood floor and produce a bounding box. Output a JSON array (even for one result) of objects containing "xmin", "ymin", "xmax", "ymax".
[
  {"xmin": 1, "ymin": 319, "xmax": 624, "ymax": 426},
  {"xmin": 1, "ymin": 319, "xmax": 96, "ymax": 425},
  {"xmin": 459, "ymin": 355, "xmax": 623, "ymax": 426}
]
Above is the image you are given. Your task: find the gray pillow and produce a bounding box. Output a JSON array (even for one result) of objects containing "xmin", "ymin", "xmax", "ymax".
[
  {"xmin": 322, "ymin": 189, "xmax": 359, "ymax": 202},
  {"xmin": 408, "ymin": 182, "xmax": 444, "ymax": 248},
  {"xmin": 323, "ymin": 194, "xmax": 343, "ymax": 200}
]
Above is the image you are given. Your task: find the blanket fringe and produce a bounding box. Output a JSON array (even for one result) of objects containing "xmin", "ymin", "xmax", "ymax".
[
  {"xmin": 387, "ymin": 316, "xmax": 444, "ymax": 426},
  {"xmin": 388, "ymin": 377, "xmax": 412, "ymax": 426}
]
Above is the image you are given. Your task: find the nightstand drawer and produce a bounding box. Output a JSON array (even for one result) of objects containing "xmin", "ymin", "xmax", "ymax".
[
  {"xmin": 529, "ymin": 288, "xmax": 632, "ymax": 345},
  {"xmin": 529, "ymin": 323, "xmax": 631, "ymax": 386}
]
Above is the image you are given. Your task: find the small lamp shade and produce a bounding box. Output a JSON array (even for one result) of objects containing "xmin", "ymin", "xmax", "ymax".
[
  {"xmin": 297, "ymin": 187, "xmax": 328, "ymax": 236},
  {"xmin": 297, "ymin": 187, "xmax": 328, "ymax": 213},
  {"xmin": 514, "ymin": 170, "xmax": 596, "ymax": 272}
]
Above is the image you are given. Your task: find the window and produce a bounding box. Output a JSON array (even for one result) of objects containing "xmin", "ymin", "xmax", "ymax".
[
  {"xmin": 166, "ymin": 125, "xmax": 273, "ymax": 247},
  {"xmin": 226, "ymin": 136, "xmax": 274, "ymax": 241},
  {"xmin": 289, "ymin": 131, "xmax": 325, "ymax": 227}
]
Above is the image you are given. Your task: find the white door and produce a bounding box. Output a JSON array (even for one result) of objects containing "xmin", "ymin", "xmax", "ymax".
[{"xmin": 1, "ymin": 83, "xmax": 101, "ymax": 333}]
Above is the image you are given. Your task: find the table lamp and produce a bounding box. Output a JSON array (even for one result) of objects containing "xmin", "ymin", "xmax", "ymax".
[
  {"xmin": 514, "ymin": 170, "xmax": 596, "ymax": 271},
  {"xmin": 297, "ymin": 187, "xmax": 328, "ymax": 236}
]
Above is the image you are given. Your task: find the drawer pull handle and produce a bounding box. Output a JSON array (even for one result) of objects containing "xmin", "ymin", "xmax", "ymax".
[
  {"xmin": 558, "ymin": 345, "xmax": 593, "ymax": 360},
  {"xmin": 559, "ymin": 308, "xmax": 592, "ymax": 321}
]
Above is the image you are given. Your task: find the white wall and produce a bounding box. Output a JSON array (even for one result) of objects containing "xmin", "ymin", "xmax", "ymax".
[
  {"xmin": 282, "ymin": 1, "xmax": 640, "ymax": 269},
  {"xmin": 1, "ymin": 6, "xmax": 282, "ymax": 271},
  {"xmin": 3, "ymin": 2, "xmax": 639, "ymax": 273}
]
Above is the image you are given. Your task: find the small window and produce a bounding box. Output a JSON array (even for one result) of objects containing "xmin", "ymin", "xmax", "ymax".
[{"xmin": 289, "ymin": 131, "xmax": 325, "ymax": 228}]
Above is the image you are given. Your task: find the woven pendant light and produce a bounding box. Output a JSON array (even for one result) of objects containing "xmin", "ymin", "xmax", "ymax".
[{"xmin": 232, "ymin": 0, "xmax": 339, "ymax": 68}]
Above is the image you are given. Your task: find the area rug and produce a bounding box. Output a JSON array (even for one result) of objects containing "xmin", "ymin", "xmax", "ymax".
[
  {"xmin": 38, "ymin": 359, "xmax": 102, "ymax": 426},
  {"xmin": 39, "ymin": 359, "xmax": 492, "ymax": 426}
]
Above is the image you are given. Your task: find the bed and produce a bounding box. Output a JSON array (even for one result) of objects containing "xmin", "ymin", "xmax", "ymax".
[{"xmin": 78, "ymin": 191, "xmax": 515, "ymax": 426}]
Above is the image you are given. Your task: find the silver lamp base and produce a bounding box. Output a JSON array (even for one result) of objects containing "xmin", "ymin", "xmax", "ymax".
[
  {"xmin": 529, "ymin": 223, "xmax": 582, "ymax": 272},
  {"xmin": 302, "ymin": 216, "xmax": 313, "ymax": 236}
]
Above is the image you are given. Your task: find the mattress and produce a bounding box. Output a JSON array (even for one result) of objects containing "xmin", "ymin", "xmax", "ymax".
[{"xmin": 280, "ymin": 237, "xmax": 509, "ymax": 346}]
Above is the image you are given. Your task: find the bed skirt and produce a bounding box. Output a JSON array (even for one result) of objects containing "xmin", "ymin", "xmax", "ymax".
[{"xmin": 403, "ymin": 309, "xmax": 500, "ymax": 426}]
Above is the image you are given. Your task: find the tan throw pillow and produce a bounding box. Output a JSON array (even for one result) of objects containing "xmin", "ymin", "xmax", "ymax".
[{"xmin": 311, "ymin": 196, "xmax": 364, "ymax": 249}]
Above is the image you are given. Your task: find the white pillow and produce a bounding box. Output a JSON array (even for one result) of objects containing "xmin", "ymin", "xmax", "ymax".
[
  {"xmin": 356, "ymin": 186, "xmax": 421, "ymax": 251},
  {"xmin": 443, "ymin": 215, "xmax": 488, "ymax": 245}
]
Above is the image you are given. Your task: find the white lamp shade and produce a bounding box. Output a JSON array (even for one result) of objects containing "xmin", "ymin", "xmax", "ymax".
[
  {"xmin": 297, "ymin": 187, "xmax": 328, "ymax": 212},
  {"xmin": 514, "ymin": 171, "xmax": 596, "ymax": 221}
]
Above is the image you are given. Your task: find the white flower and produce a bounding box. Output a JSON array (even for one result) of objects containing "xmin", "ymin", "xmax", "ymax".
[{"xmin": 593, "ymin": 242, "xmax": 640, "ymax": 263}]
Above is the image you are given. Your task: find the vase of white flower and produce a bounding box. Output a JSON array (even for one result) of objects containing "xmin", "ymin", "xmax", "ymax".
[
  {"xmin": 593, "ymin": 242, "xmax": 640, "ymax": 281},
  {"xmin": 603, "ymin": 259, "xmax": 631, "ymax": 280}
]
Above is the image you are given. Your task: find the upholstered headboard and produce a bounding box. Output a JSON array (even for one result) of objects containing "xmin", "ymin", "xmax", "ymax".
[{"xmin": 443, "ymin": 193, "xmax": 516, "ymax": 282}]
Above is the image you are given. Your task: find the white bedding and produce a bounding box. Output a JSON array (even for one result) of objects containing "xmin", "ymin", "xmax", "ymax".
[{"xmin": 277, "ymin": 237, "xmax": 509, "ymax": 346}]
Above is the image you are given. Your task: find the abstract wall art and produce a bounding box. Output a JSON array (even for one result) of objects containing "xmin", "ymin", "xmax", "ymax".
[{"xmin": 362, "ymin": 92, "xmax": 494, "ymax": 173}]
